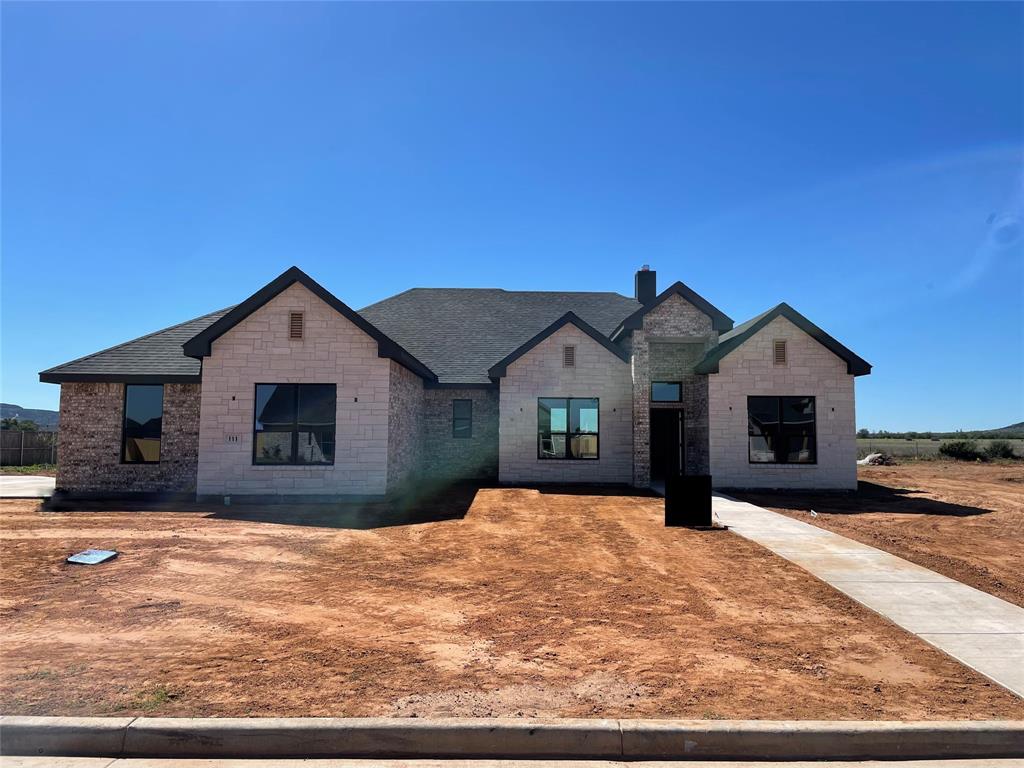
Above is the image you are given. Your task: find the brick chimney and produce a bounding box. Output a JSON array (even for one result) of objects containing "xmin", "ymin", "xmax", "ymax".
[{"xmin": 635, "ymin": 265, "xmax": 656, "ymax": 305}]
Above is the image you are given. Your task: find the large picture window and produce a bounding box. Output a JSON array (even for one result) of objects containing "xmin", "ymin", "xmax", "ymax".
[
  {"xmin": 538, "ymin": 397, "xmax": 599, "ymax": 460},
  {"xmin": 254, "ymin": 384, "xmax": 336, "ymax": 465},
  {"xmin": 122, "ymin": 384, "xmax": 163, "ymax": 463},
  {"xmin": 748, "ymin": 396, "xmax": 816, "ymax": 464}
]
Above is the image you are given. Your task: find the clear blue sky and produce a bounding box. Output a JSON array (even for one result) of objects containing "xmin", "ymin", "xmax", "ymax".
[{"xmin": 2, "ymin": 2, "xmax": 1021, "ymax": 431}]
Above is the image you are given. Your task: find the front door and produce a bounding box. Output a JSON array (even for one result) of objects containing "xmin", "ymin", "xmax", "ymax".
[{"xmin": 650, "ymin": 409, "xmax": 684, "ymax": 481}]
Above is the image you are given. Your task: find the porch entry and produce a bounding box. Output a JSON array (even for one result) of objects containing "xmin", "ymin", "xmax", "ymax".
[{"xmin": 650, "ymin": 408, "xmax": 684, "ymax": 481}]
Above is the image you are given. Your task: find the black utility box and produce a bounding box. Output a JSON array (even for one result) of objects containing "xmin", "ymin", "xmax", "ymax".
[{"xmin": 665, "ymin": 474, "xmax": 713, "ymax": 527}]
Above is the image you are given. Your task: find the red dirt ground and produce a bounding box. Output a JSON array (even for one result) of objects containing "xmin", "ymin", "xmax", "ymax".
[
  {"xmin": 740, "ymin": 461, "xmax": 1024, "ymax": 608},
  {"xmin": 1, "ymin": 486, "xmax": 1021, "ymax": 719}
]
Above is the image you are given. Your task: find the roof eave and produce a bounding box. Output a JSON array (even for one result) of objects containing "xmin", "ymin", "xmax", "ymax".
[
  {"xmin": 488, "ymin": 311, "xmax": 629, "ymax": 380},
  {"xmin": 182, "ymin": 266, "xmax": 438, "ymax": 382},
  {"xmin": 39, "ymin": 372, "xmax": 202, "ymax": 385}
]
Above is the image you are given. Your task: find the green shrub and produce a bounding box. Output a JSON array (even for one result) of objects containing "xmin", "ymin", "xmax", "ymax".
[
  {"xmin": 938, "ymin": 439, "xmax": 982, "ymax": 461},
  {"xmin": 984, "ymin": 439, "xmax": 1017, "ymax": 460}
]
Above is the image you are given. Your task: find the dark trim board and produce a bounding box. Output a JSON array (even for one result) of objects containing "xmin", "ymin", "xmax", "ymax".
[
  {"xmin": 182, "ymin": 266, "xmax": 437, "ymax": 382},
  {"xmin": 39, "ymin": 373, "xmax": 202, "ymax": 384},
  {"xmin": 696, "ymin": 302, "xmax": 872, "ymax": 377},
  {"xmin": 488, "ymin": 311, "xmax": 629, "ymax": 380},
  {"xmin": 612, "ymin": 281, "xmax": 734, "ymax": 339}
]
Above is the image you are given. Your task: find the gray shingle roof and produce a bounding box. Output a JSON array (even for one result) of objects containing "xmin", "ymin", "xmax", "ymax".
[
  {"xmin": 40, "ymin": 289, "xmax": 641, "ymax": 385},
  {"xmin": 39, "ymin": 308, "xmax": 235, "ymax": 383},
  {"xmin": 360, "ymin": 288, "xmax": 641, "ymax": 384}
]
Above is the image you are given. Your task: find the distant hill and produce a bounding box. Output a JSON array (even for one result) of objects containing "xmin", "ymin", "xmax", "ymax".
[
  {"xmin": 992, "ymin": 422, "xmax": 1024, "ymax": 435},
  {"xmin": 0, "ymin": 403, "xmax": 59, "ymax": 429}
]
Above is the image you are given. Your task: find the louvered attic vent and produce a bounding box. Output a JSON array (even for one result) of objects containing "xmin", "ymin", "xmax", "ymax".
[
  {"xmin": 773, "ymin": 339, "xmax": 787, "ymax": 366},
  {"xmin": 563, "ymin": 345, "xmax": 576, "ymax": 368},
  {"xmin": 289, "ymin": 312, "xmax": 304, "ymax": 340}
]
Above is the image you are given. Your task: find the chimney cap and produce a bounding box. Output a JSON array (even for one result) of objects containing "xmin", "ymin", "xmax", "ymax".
[{"xmin": 640, "ymin": 264, "xmax": 650, "ymax": 271}]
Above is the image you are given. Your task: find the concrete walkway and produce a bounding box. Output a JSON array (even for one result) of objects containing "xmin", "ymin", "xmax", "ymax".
[
  {"xmin": 712, "ymin": 494, "xmax": 1024, "ymax": 698},
  {"xmin": 0, "ymin": 475, "xmax": 55, "ymax": 498}
]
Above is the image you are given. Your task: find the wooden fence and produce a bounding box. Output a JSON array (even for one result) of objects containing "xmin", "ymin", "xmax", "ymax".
[{"xmin": 0, "ymin": 431, "xmax": 58, "ymax": 466}]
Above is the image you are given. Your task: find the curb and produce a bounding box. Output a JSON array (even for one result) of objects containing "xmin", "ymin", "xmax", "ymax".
[{"xmin": 1, "ymin": 716, "xmax": 1023, "ymax": 760}]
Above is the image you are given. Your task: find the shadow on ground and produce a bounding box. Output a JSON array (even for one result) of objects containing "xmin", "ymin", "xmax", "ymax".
[
  {"xmin": 739, "ymin": 480, "xmax": 992, "ymax": 518},
  {"xmin": 43, "ymin": 482, "xmax": 484, "ymax": 530}
]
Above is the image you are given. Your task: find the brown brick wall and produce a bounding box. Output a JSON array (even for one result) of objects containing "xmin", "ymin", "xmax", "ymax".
[
  {"xmin": 422, "ymin": 388, "xmax": 499, "ymax": 481},
  {"xmin": 56, "ymin": 382, "xmax": 200, "ymax": 494},
  {"xmin": 386, "ymin": 360, "xmax": 425, "ymax": 492},
  {"xmin": 631, "ymin": 294, "xmax": 718, "ymax": 485}
]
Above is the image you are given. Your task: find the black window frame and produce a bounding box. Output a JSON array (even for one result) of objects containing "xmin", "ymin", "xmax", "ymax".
[
  {"xmin": 537, "ymin": 397, "xmax": 600, "ymax": 460},
  {"xmin": 452, "ymin": 399, "xmax": 473, "ymax": 439},
  {"xmin": 121, "ymin": 383, "xmax": 164, "ymax": 465},
  {"xmin": 747, "ymin": 395, "xmax": 817, "ymax": 465},
  {"xmin": 651, "ymin": 381, "xmax": 683, "ymax": 402},
  {"xmin": 252, "ymin": 383, "xmax": 337, "ymax": 466}
]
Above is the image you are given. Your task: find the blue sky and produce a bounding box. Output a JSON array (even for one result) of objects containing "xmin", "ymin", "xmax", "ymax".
[{"xmin": 2, "ymin": 2, "xmax": 1021, "ymax": 431}]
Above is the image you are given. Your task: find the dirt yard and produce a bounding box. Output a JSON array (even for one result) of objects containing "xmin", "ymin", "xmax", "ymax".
[
  {"xmin": 1, "ymin": 486, "xmax": 1021, "ymax": 720},
  {"xmin": 740, "ymin": 461, "xmax": 1024, "ymax": 608}
]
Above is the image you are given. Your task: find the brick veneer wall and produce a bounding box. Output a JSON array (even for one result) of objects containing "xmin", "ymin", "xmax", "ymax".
[
  {"xmin": 422, "ymin": 388, "xmax": 499, "ymax": 481},
  {"xmin": 631, "ymin": 294, "xmax": 718, "ymax": 485},
  {"xmin": 499, "ymin": 325, "xmax": 633, "ymax": 484},
  {"xmin": 56, "ymin": 382, "xmax": 200, "ymax": 493},
  {"xmin": 386, "ymin": 360, "xmax": 425, "ymax": 492},
  {"xmin": 196, "ymin": 282, "xmax": 392, "ymax": 497},
  {"xmin": 708, "ymin": 315, "xmax": 857, "ymax": 489}
]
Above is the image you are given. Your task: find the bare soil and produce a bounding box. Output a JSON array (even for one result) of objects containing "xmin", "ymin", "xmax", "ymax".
[
  {"xmin": 1, "ymin": 486, "xmax": 1021, "ymax": 720},
  {"xmin": 740, "ymin": 461, "xmax": 1024, "ymax": 607}
]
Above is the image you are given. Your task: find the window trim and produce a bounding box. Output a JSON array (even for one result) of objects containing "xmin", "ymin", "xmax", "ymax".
[
  {"xmin": 452, "ymin": 398, "xmax": 473, "ymax": 439},
  {"xmin": 651, "ymin": 381, "xmax": 683, "ymax": 402},
  {"xmin": 537, "ymin": 397, "xmax": 600, "ymax": 461},
  {"xmin": 252, "ymin": 383, "xmax": 337, "ymax": 467},
  {"xmin": 121, "ymin": 383, "xmax": 164, "ymax": 465},
  {"xmin": 747, "ymin": 395, "xmax": 817, "ymax": 465}
]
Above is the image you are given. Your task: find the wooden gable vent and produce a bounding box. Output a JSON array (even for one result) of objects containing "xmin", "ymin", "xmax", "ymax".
[
  {"xmin": 289, "ymin": 312, "xmax": 304, "ymax": 340},
  {"xmin": 563, "ymin": 345, "xmax": 576, "ymax": 368},
  {"xmin": 773, "ymin": 339, "xmax": 787, "ymax": 366}
]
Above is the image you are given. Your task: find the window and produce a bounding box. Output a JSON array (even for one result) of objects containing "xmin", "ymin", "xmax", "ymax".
[
  {"xmin": 122, "ymin": 384, "xmax": 163, "ymax": 463},
  {"xmin": 748, "ymin": 396, "xmax": 816, "ymax": 464},
  {"xmin": 773, "ymin": 339, "xmax": 787, "ymax": 366},
  {"xmin": 651, "ymin": 381, "xmax": 682, "ymax": 402},
  {"xmin": 452, "ymin": 399, "xmax": 472, "ymax": 438},
  {"xmin": 563, "ymin": 345, "xmax": 576, "ymax": 368},
  {"xmin": 289, "ymin": 312, "xmax": 304, "ymax": 339},
  {"xmin": 538, "ymin": 397, "xmax": 599, "ymax": 459},
  {"xmin": 254, "ymin": 384, "xmax": 336, "ymax": 465}
]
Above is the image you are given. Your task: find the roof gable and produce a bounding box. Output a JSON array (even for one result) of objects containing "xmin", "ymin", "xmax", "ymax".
[
  {"xmin": 182, "ymin": 267, "xmax": 437, "ymax": 381},
  {"xmin": 612, "ymin": 281, "xmax": 733, "ymax": 338},
  {"xmin": 487, "ymin": 312, "xmax": 629, "ymax": 380},
  {"xmin": 695, "ymin": 302, "xmax": 871, "ymax": 376}
]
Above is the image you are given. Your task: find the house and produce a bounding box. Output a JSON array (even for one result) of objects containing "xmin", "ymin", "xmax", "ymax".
[{"xmin": 39, "ymin": 266, "xmax": 870, "ymax": 499}]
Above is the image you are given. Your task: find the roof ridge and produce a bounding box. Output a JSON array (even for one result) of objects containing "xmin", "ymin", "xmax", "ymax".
[{"xmin": 40, "ymin": 306, "xmax": 234, "ymax": 374}]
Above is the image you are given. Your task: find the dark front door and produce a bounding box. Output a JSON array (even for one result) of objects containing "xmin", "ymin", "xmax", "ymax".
[{"xmin": 650, "ymin": 408, "xmax": 684, "ymax": 481}]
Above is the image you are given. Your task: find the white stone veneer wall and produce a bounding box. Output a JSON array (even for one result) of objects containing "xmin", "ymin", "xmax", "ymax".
[
  {"xmin": 197, "ymin": 283, "xmax": 391, "ymax": 497},
  {"xmin": 708, "ymin": 315, "xmax": 857, "ymax": 490},
  {"xmin": 499, "ymin": 325, "xmax": 633, "ymax": 484}
]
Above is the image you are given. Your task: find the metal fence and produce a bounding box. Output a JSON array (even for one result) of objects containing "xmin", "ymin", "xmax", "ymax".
[{"xmin": 0, "ymin": 430, "xmax": 58, "ymax": 466}]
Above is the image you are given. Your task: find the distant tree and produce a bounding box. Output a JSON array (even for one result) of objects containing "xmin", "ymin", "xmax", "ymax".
[
  {"xmin": 857, "ymin": 428, "xmax": 870, "ymax": 439},
  {"xmin": 0, "ymin": 418, "xmax": 39, "ymax": 432}
]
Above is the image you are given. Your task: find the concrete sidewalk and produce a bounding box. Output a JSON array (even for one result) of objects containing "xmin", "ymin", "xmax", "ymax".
[
  {"xmin": 712, "ymin": 494, "xmax": 1024, "ymax": 697},
  {"xmin": 0, "ymin": 475, "xmax": 55, "ymax": 498}
]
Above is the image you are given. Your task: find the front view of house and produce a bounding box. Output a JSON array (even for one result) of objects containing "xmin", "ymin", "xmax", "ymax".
[{"xmin": 41, "ymin": 266, "xmax": 871, "ymax": 499}]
